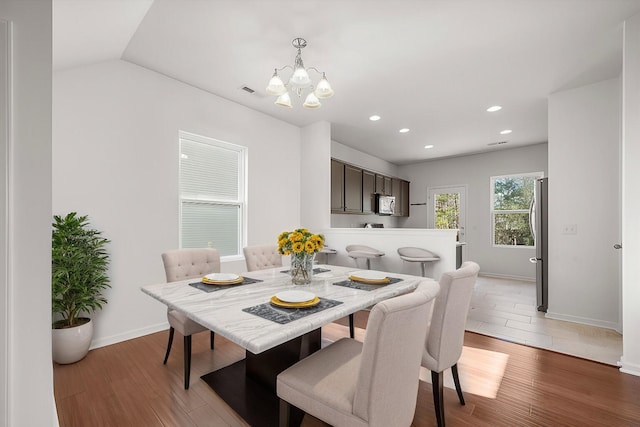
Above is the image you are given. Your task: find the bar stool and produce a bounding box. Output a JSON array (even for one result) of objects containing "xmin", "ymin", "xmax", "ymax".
[
  {"xmin": 344, "ymin": 245, "xmax": 385, "ymax": 339},
  {"xmin": 346, "ymin": 244, "xmax": 385, "ymax": 270},
  {"xmin": 397, "ymin": 247, "xmax": 440, "ymax": 277}
]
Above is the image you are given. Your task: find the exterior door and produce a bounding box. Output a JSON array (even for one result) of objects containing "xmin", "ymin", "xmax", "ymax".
[{"xmin": 427, "ymin": 185, "xmax": 467, "ymax": 242}]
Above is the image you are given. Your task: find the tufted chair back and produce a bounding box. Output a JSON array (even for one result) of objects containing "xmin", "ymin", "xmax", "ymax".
[
  {"xmin": 161, "ymin": 248, "xmax": 221, "ymax": 282},
  {"xmin": 243, "ymin": 244, "xmax": 283, "ymax": 271}
]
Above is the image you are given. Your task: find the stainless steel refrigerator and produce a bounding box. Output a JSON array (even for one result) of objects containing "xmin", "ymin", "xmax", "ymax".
[{"xmin": 530, "ymin": 177, "xmax": 548, "ymax": 312}]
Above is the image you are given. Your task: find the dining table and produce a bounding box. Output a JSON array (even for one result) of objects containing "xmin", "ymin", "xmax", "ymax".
[{"xmin": 141, "ymin": 264, "xmax": 439, "ymax": 427}]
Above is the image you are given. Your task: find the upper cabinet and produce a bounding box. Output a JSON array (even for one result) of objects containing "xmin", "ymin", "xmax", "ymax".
[
  {"xmin": 331, "ymin": 158, "xmax": 410, "ymax": 217},
  {"xmin": 392, "ymin": 178, "xmax": 410, "ymax": 217},
  {"xmin": 344, "ymin": 164, "xmax": 363, "ymax": 213},
  {"xmin": 362, "ymin": 170, "xmax": 375, "ymax": 214},
  {"xmin": 331, "ymin": 159, "xmax": 345, "ymax": 212}
]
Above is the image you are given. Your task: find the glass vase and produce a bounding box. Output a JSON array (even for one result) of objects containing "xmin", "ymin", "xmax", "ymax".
[{"xmin": 290, "ymin": 252, "xmax": 315, "ymax": 285}]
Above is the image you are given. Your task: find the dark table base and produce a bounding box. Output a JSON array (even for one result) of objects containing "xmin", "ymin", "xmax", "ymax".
[{"xmin": 201, "ymin": 329, "xmax": 322, "ymax": 427}]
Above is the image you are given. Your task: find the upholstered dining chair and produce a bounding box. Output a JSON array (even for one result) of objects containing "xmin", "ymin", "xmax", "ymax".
[
  {"xmin": 277, "ymin": 282, "xmax": 439, "ymax": 427},
  {"xmin": 243, "ymin": 244, "xmax": 283, "ymax": 271},
  {"xmin": 422, "ymin": 261, "xmax": 480, "ymax": 427},
  {"xmin": 161, "ymin": 248, "xmax": 220, "ymax": 389}
]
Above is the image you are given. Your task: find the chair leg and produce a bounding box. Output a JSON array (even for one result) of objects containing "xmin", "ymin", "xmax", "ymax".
[
  {"xmin": 184, "ymin": 335, "xmax": 192, "ymax": 390},
  {"xmin": 279, "ymin": 398, "xmax": 291, "ymax": 427},
  {"xmin": 452, "ymin": 363, "xmax": 465, "ymax": 405},
  {"xmin": 431, "ymin": 370, "xmax": 445, "ymax": 427},
  {"xmin": 348, "ymin": 313, "xmax": 355, "ymax": 338},
  {"xmin": 163, "ymin": 327, "xmax": 175, "ymax": 365},
  {"xmin": 210, "ymin": 330, "xmax": 215, "ymax": 349}
]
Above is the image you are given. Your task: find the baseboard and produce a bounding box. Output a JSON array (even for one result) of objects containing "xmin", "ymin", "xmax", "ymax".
[
  {"xmin": 89, "ymin": 322, "xmax": 168, "ymax": 350},
  {"xmin": 479, "ymin": 272, "xmax": 535, "ymax": 282},
  {"xmin": 545, "ymin": 311, "xmax": 620, "ymax": 332},
  {"xmin": 618, "ymin": 356, "xmax": 640, "ymax": 377}
]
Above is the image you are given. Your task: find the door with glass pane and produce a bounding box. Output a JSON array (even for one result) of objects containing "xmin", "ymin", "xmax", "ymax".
[{"xmin": 427, "ymin": 185, "xmax": 466, "ymax": 241}]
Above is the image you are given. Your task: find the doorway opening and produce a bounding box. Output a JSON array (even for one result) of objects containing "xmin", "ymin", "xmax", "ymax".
[{"xmin": 427, "ymin": 185, "xmax": 467, "ymax": 241}]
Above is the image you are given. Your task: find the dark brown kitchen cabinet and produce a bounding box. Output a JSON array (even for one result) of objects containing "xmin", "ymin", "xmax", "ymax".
[
  {"xmin": 391, "ymin": 178, "xmax": 409, "ymax": 216},
  {"xmin": 344, "ymin": 164, "xmax": 363, "ymax": 213},
  {"xmin": 375, "ymin": 174, "xmax": 393, "ymax": 196},
  {"xmin": 392, "ymin": 178, "xmax": 410, "ymax": 217},
  {"xmin": 362, "ymin": 170, "xmax": 375, "ymax": 214},
  {"xmin": 331, "ymin": 158, "xmax": 410, "ymax": 217},
  {"xmin": 400, "ymin": 179, "xmax": 410, "ymax": 216},
  {"xmin": 384, "ymin": 176, "xmax": 393, "ymax": 196},
  {"xmin": 331, "ymin": 159, "xmax": 345, "ymax": 212}
]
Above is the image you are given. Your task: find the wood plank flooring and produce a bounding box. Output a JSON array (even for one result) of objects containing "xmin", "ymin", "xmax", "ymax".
[{"xmin": 54, "ymin": 313, "xmax": 640, "ymax": 426}]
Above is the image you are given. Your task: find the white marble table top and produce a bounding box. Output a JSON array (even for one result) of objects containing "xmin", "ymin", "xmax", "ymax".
[{"xmin": 141, "ymin": 265, "xmax": 438, "ymax": 354}]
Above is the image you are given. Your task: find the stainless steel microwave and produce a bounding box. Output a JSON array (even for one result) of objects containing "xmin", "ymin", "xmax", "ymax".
[{"xmin": 375, "ymin": 195, "xmax": 396, "ymax": 215}]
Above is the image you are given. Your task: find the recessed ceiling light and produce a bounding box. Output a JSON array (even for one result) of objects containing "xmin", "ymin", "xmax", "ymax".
[
  {"xmin": 369, "ymin": 115, "xmax": 381, "ymax": 121},
  {"xmin": 424, "ymin": 145, "xmax": 434, "ymax": 149},
  {"xmin": 399, "ymin": 128, "xmax": 410, "ymax": 133},
  {"xmin": 487, "ymin": 105, "xmax": 502, "ymax": 112},
  {"xmin": 500, "ymin": 129, "xmax": 512, "ymax": 135}
]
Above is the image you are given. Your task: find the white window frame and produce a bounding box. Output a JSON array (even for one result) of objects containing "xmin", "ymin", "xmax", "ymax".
[
  {"xmin": 490, "ymin": 172, "xmax": 543, "ymax": 248},
  {"xmin": 178, "ymin": 131, "xmax": 247, "ymax": 260}
]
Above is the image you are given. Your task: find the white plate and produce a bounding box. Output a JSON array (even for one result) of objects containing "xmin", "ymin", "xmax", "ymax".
[
  {"xmin": 350, "ymin": 270, "xmax": 388, "ymax": 281},
  {"xmin": 204, "ymin": 273, "xmax": 240, "ymax": 282},
  {"xmin": 275, "ymin": 290, "xmax": 316, "ymax": 303}
]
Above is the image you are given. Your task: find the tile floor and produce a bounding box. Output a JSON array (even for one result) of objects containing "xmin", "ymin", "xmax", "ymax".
[{"xmin": 467, "ymin": 275, "xmax": 623, "ymax": 366}]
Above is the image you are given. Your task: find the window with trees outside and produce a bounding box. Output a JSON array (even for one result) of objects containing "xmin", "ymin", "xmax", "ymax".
[
  {"xmin": 491, "ymin": 172, "xmax": 543, "ymax": 247},
  {"xmin": 179, "ymin": 131, "xmax": 246, "ymax": 257}
]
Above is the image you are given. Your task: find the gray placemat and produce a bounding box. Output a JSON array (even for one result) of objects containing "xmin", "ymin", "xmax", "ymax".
[
  {"xmin": 189, "ymin": 276, "xmax": 263, "ymax": 293},
  {"xmin": 332, "ymin": 277, "xmax": 403, "ymax": 291},
  {"xmin": 242, "ymin": 298, "xmax": 343, "ymax": 324},
  {"xmin": 279, "ymin": 267, "xmax": 331, "ymax": 274}
]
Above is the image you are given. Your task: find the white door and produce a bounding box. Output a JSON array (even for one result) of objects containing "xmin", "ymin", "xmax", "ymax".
[{"xmin": 427, "ymin": 185, "xmax": 467, "ymax": 242}]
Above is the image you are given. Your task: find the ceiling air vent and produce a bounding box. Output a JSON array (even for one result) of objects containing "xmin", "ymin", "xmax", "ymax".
[
  {"xmin": 238, "ymin": 85, "xmax": 266, "ymax": 98},
  {"xmin": 487, "ymin": 141, "xmax": 508, "ymax": 146}
]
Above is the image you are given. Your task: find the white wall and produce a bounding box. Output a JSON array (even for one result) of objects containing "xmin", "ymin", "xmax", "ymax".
[
  {"xmin": 621, "ymin": 14, "xmax": 640, "ymax": 376},
  {"xmin": 330, "ymin": 140, "xmax": 401, "ymax": 228},
  {"xmin": 548, "ymin": 78, "xmax": 621, "ymax": 331},
  {"xmin": 53, "ymin": 60, "xmax": 302, "ymax": 348},
  {"xmin": 399, "ymin": 144, "xmax": 548, "ymax": 280},
  {"xmin": 301, "ymin": 121, "xmax": 331, "ymax": 230},
  {"xmin": 0, "ymin": 1, "xmax": 56, "ymax": 426}
]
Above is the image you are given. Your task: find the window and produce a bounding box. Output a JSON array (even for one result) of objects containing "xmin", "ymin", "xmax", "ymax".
[
  {"xmin": 179, "ymin": 131, "xmax": 246, "ymax": 257},
  {"xmin": 490, "ymin": 172, "xmax": 542, "ymax": 247}
]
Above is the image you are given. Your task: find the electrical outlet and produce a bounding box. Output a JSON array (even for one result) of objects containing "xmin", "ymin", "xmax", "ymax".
[{"xmin": 562, "ymin": 224, "xmax": 577, "ymax": 235}]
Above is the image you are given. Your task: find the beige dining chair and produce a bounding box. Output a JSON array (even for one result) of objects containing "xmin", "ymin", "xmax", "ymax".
[
  {"xmin": 422, "ymin": 261, "xmax": 480, "ymax": 427},
  {"xmin": 161, "ymin": 248, "xmax": 220, "ymax": 389},
  {"xmin": 277, "ymin": 282, "xmax": 439, "ymax": 427},
  {"xmin": 243, "ymin": 244, "xmax": 283, "ymax": 271}
]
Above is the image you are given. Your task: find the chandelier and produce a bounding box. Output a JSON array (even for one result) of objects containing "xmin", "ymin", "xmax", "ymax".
[{"xmin": 266, "ymin": 37, "xmax": 334, "ymax": 109}]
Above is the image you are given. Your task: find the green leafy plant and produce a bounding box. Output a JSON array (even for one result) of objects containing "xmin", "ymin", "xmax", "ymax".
[{"xmin": 52, "ymin": 212, "xmax": 111, "ymax": 329}]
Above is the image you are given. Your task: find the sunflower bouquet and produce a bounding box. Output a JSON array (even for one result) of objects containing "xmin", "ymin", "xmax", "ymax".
[
  {"xmin": 277, "ymin": 228, "xmax": 324, "ymax": 255},
  {"xmin": 277, "ymin": 228, "xmax": 325, "ymax": 284}
]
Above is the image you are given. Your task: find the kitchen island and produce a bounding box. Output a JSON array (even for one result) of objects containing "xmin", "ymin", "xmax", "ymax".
[{"xmin": 321, "ymin": 228, "xmax": 457, "ymax": 279}]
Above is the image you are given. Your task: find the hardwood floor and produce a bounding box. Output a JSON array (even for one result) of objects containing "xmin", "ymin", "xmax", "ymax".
[{"xmin": 54, "ymin": 314, "xmax": 640, "ymax": 426}]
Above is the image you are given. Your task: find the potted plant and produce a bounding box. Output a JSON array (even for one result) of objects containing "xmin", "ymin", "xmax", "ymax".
[{"xmin": 51, "ymin": 212, "xmax": 111, "ymax": 364}]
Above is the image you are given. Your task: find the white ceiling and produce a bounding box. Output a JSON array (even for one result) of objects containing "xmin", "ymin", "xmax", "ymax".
[{"xmin": 53, "ymin": 0, "xmax": 640, "ymax": 165}]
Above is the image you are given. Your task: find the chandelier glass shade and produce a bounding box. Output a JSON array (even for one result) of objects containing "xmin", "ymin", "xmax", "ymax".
[{"xmin": 266, "ymin": 37, "xmax": 334, "ymax": 108}]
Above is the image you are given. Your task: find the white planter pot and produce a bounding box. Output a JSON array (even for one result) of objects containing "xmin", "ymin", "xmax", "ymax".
[{"xmin": 52, "ymin": 318, "xmax": 94, "ymax": 364}]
